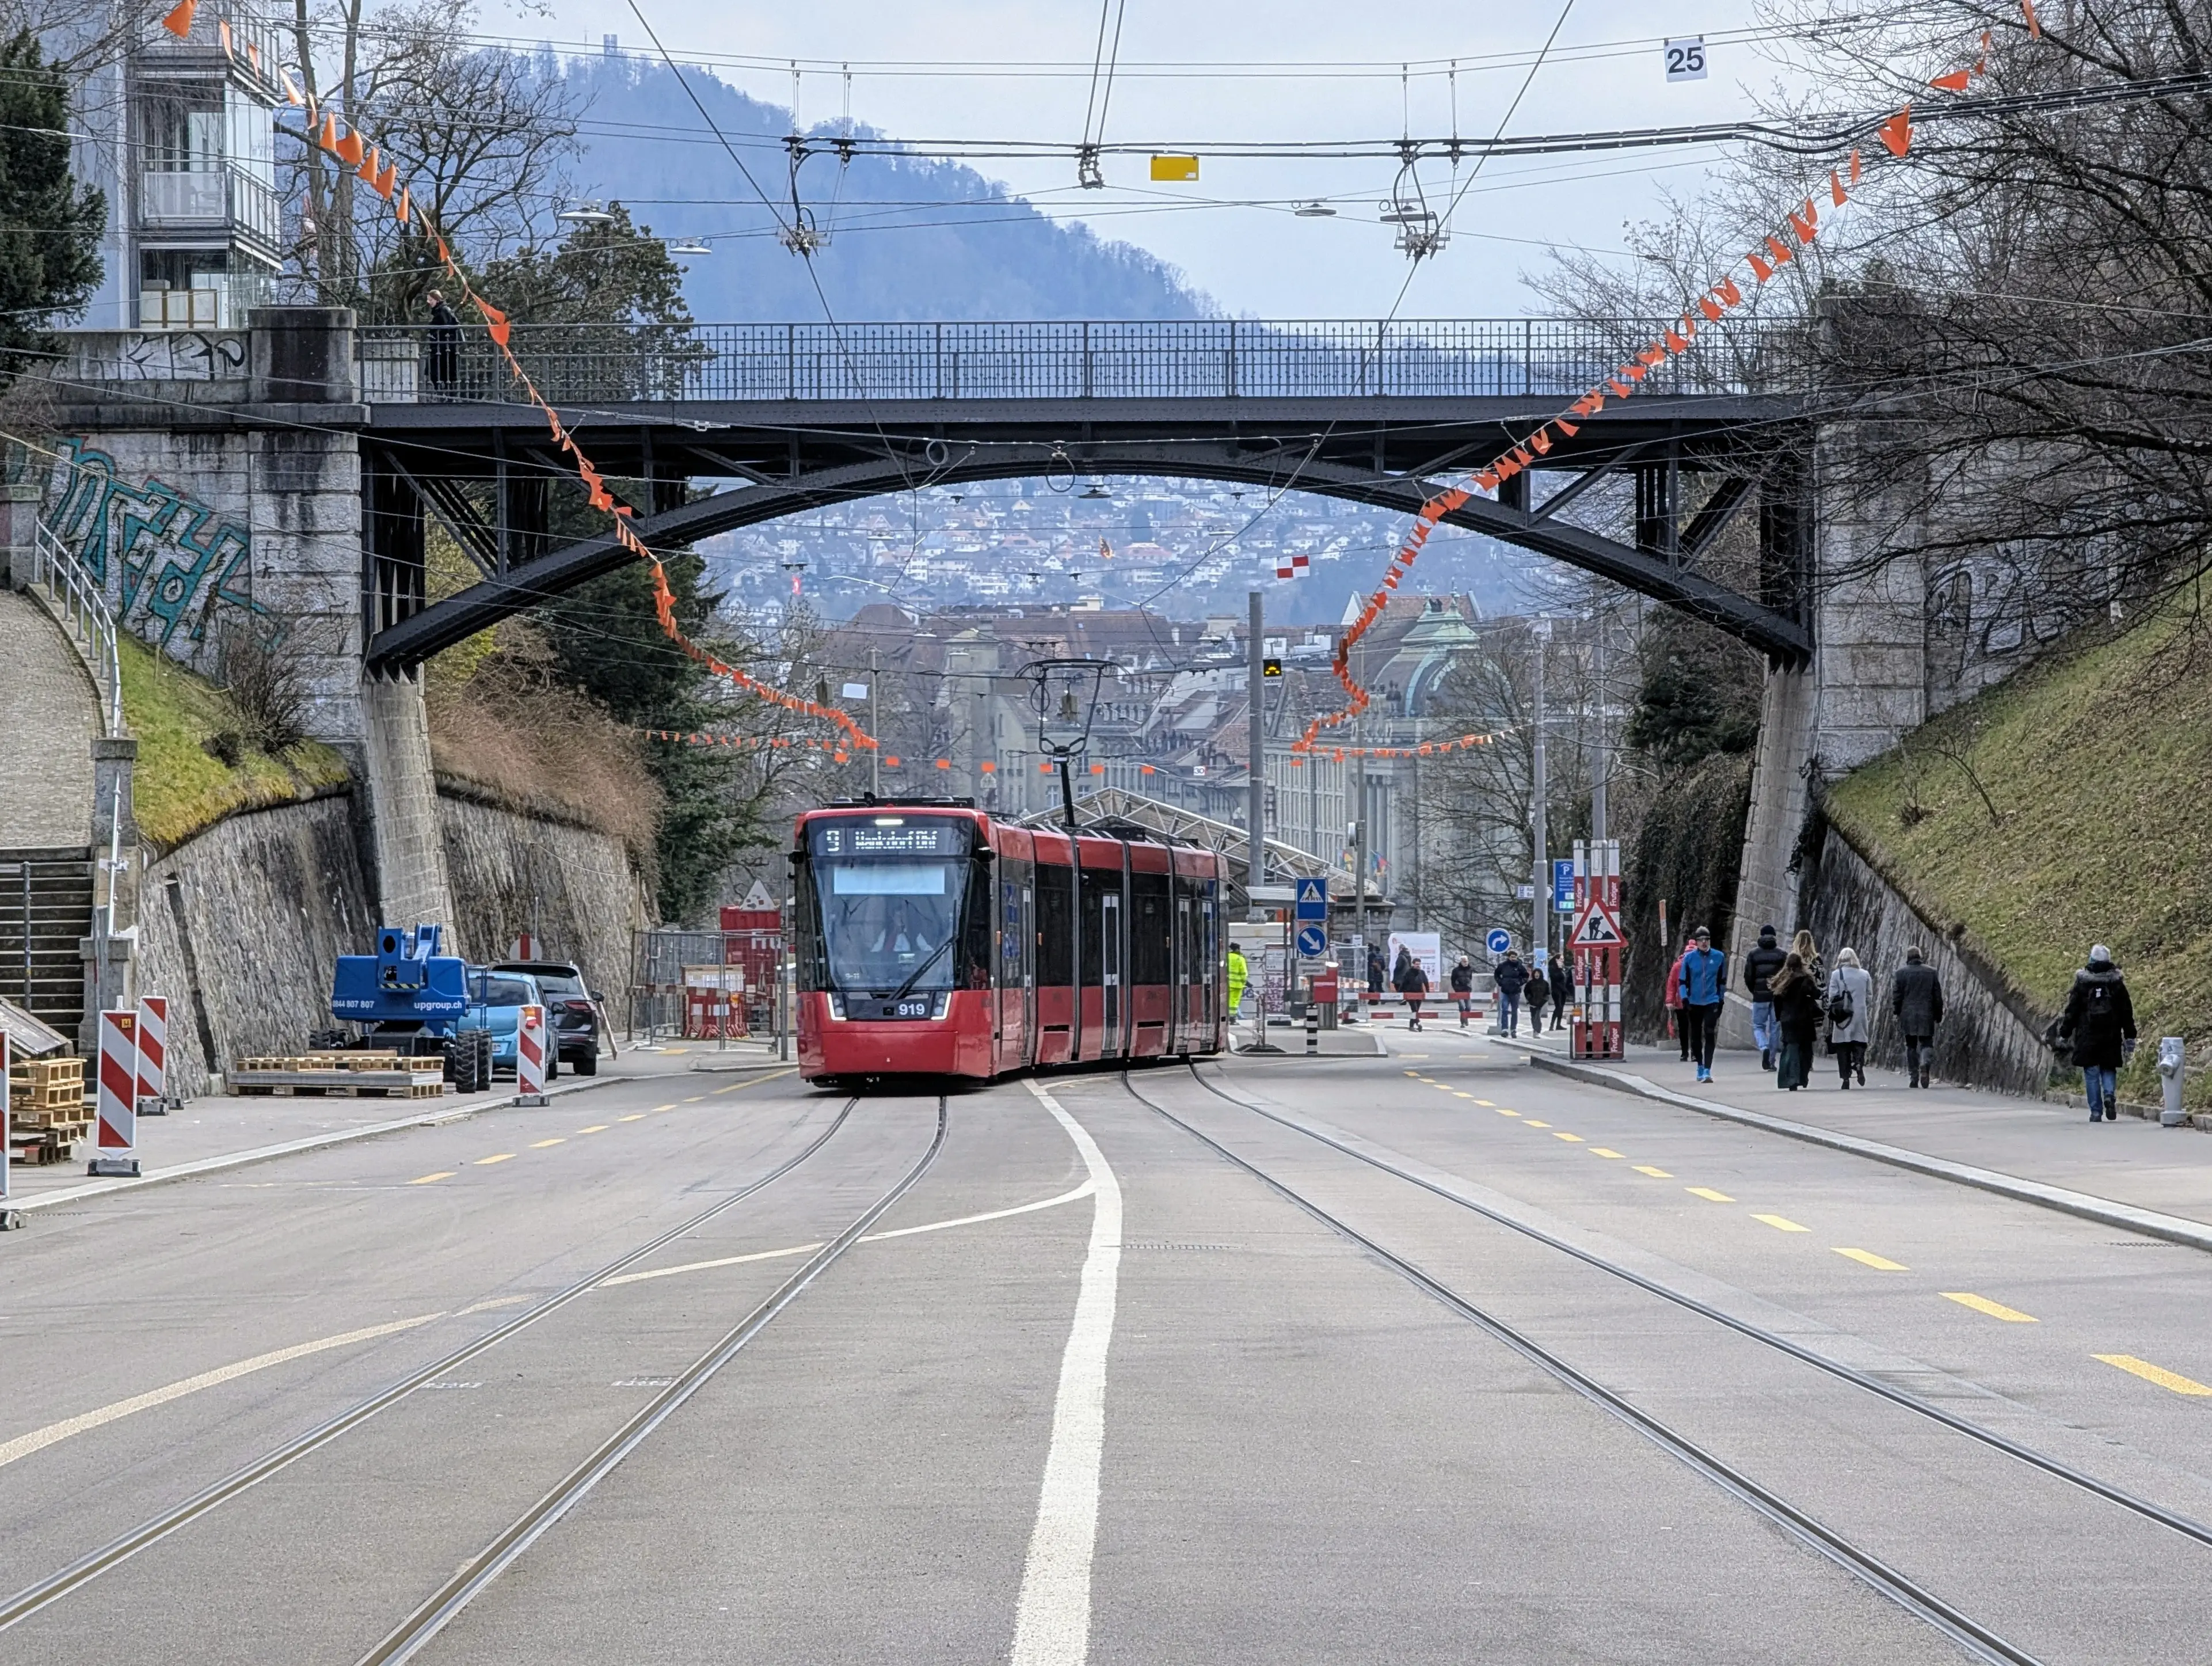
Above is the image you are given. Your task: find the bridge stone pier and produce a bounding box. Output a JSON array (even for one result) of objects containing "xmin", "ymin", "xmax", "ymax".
[
  {"xmin": 44, "ymin": 306, "xmax": 454, "ymax": 934},
  {"xmin": 40, "ymin": 306, "xmax": 1969, "ymax": 973}
]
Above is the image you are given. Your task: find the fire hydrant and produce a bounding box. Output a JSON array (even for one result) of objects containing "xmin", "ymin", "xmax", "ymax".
[{"xmin": 2158, "ymin": 1037, "xmax": 2187, "ymax": 1127}]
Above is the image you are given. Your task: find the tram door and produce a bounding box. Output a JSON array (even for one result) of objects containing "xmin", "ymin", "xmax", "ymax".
[
  {"xmin": 1021, "ymin": 882, "xmax": 1036, "ymax": 1066},
  {"xmin": 1100, "ymin": 890, "xmax": 1122, "ymax": 1058},
  {"xmin": 1171, "ymin": 890, "xmax": 1191, "ymax": 1055}
]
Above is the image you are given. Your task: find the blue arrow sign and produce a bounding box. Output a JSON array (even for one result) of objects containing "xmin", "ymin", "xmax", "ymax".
[
  {"xmin": 1296, "ymin": 923, "xmax": 1328, "ymax": 957},
  {"xmin": 1295, "ymin": 876, "xmax": 1328, "ymax": 921},
  {"xmin": 1486, "ymin": 927, "xmax": 1512, "ymax": 956}
]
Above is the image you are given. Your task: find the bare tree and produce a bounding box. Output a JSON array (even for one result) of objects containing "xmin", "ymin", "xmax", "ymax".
[{"xmin": 286, "ymin": 0, "xmax": 577, "ymax": 315}]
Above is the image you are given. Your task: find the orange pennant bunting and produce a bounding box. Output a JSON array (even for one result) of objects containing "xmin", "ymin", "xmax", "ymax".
[
  {"xmin": 1878, "ymin": 106, "xmax": 1913, "ymax": 158},
  {"xmin": 1849, "ymin": 148, "xmax": 1863, "ymax": 184},
  {"xmin": 161, "ymin": 0, "xmax": 197, "ymax": 39},
  {"xmin": 395, "ymin": 186, "xmax": 411, "ymax": 225},
  {"xmin": 336, "ymin": 129, "xmax": 366, "ymax": 167},
  {"xmin": 280, "ymin": 69, "xmax": 304, "ymax": 106},
  {"xmin": 1713, "ymin": 276, "xmax": 1743, "ymax": 307},
  {"xmin": 1830, "ymin": 169, "xmax": 1848, "ymax": 207},
  {"xmin": 2023, "ymin": 0, "xmax": 2041, "ymax": 37},
  {"xmin": 1929, "ymin": 69, "xmax": 1971, "ymax": 93},
  {"xmin": 218, "ymin": 18, "xmax": 233, "ymax": 57},
  {"xmin": 374, "ymin": 163, "xmax": 397, "ymax": 200},
  {"xmin": 1697, "ymin": 295, "xmax": 1723, "ymax": 324},
  {"xmin": 318, "ymin": 112, "xmax": 338, "ymax": 153}
]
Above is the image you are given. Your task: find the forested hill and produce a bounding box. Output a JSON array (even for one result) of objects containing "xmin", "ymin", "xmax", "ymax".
[{"xmin": 554, "ymin": 53, "xmax": 1214, "ymax": 322}]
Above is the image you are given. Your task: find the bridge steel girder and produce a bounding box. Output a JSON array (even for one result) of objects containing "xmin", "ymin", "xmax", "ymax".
[{"xmin": 363, "ymin": 421, "xmax": 1813, "ymax": 673}]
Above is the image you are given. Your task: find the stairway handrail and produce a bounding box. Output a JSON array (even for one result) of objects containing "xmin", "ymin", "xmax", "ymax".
[{"xmin": 28, "ymin": 520, "xmax": 123, "ymax": 737}]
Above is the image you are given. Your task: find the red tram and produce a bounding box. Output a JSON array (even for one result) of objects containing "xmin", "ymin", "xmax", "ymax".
[{"xmin": 790, "ymin": 801, "xmax": 1229, "ymax": 1083}]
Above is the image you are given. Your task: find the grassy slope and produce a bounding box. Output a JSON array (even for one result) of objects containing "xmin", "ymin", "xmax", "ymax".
[
  {"xmin": 121, "ymin": 636, "xmax": 350, "ymax": 853},
  {"xmin": 1825, "ymin": 596, "xmax": 2212, "ymax": 1102}
]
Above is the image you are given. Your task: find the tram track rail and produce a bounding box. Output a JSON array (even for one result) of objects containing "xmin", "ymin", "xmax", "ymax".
[
  {"xmin": 357, "ymin": 1092, "xmax": 950, "ymax": 1665},
  {"xmin": 1177, "ymin": 1062, "xmax": 2212, "ymax": 1552},
  {"xmin": 1121, "ymin": 1068, "xmax": 2047, "ymax": 1666},
  {"xmin": 0, "ymin": 1093, "xmax": 867, "ymax": 1635}
]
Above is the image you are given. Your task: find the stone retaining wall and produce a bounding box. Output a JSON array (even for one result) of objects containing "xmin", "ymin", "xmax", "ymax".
[{"xmin": 135, "ymin": 788, "xmax": 645, "ymax": 1098}]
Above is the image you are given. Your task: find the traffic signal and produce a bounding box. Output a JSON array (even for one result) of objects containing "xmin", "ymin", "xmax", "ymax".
[{"xmin": 1262, "ymin": 657, "xmax": 1282, "ymax": 678}]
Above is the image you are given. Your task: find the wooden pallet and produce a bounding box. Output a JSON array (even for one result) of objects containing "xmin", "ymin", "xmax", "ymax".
[
  {"xmin": 230, "ymin": 1073, "xmax": 445, "ymax": 1099},
  {"xmin": 8, "ymin": 1056, "xmax": 85, "ymax": 1115},
  {"xmin": 231, "ymin": 1052, "xmax": 412, "ymax": 1073},
  {"xmin": 7, "ymin": 1127, "xmax": 77, "ymax": 1165}
]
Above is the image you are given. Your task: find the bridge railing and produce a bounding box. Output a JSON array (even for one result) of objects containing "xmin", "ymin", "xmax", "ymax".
[{"xmin": 360, "ymin": 318, "xmax": 1796, "ymax": 406}]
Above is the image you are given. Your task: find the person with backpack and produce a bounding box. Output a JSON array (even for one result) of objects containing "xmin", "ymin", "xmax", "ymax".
[
  {"xmin": 2057, "ymin": 944, "xmax": 2138, "ymax": 1122},
  {"xmin": 1825, "ymin": 947, "xmax": 1874, "ymax": 1088},
  {"xmin": 1493, "ymin": 948, "xmax": 1530, "ymax": 1037},
  {"xmin": 1395, "ymin": 945, "xmax": 1432, "ymax": 1031},
  {"xmin": 1676, "ymin": 926, "xmax": 1727, "ymax": 1083},
  {"xmin": 1891, "ymin": 946, "xmax": 1944, "ymax": 1089},
  {"xmin": 1548, "ymin": 954, "xmax": 1573, "ymax": 1030},
  {"xmin": 1449, "ymin": 954, "xmax": 1476, "ymax": 1028},
  {"xmin": 1768, "ymin": 952, "xmax": 1821, "ymax": 1091},
  {"xmin": 1526, "ymin": 956, "xmax": 1552, "ymax": 1033},
  {"xmin": 1742, "ymin": 925, "xmax": 1788, "ymax": 1070}
]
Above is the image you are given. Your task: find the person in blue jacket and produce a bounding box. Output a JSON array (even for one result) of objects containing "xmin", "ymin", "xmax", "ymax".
[{"xmin": 1676, "ymin": 926, "xmax": 1729, "ymax": 1083}]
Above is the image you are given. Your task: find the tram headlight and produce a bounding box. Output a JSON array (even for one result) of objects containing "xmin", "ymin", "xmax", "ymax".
[
  {"xmin": 826, "ymin": 992, "xmax": 847, "ymax": 1021},
  {"xmin": 930, "ymin": 991, "xmax": 950, "ymax": 1020}
]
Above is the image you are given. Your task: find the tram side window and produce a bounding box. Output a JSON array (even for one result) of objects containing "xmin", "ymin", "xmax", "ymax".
[
  {"xmin": 1130, "ymin": 870, "xmax": 1171, "ymax": 986},
  {"xmin": 961, "ymin": 859, "xmax": 995, "ymax": 989},
  {"xmin": 1078, "ymin": 865, "xmax": 1111, "ymax": 984},
  {"xmin": 1176, "ymin": 876, "xmax": 1202, "ymax": 982},
  {"xmin": 1037, "ymin": 862, "xmax": 1075, "ymax": 987},
  {"xmin": 793, "ymin": 859, "xmax": 827, "ymax": 991}
]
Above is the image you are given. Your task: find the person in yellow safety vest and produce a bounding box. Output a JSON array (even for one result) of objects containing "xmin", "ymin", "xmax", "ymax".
[{"xmin": 1226, "ymin": 942, "xmax": 1248, "ymax": 1019}]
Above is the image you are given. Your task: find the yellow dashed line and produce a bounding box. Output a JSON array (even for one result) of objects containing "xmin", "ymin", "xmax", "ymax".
[
  {"xmin": 1834, "ymin": 1247, "xmax": 1908, "ymax": 1271},
  {"xmin": 1589, "ymin": 1148, "xmax": 1625, "ymax": 1159},
  {"xmin": 1943, "ymin": 1292, "xmax": 2038, "ymax": 1323},
  {"xmin": 1553, "ymin": 1131, "xmax": 1584, "ymax": 1143},
  {"xmin": 2096, "ymin": 1355, "xmax": 2212, "ymax": 1397},
  {"xmin": 682, "ymin": 1096, "xmax": 706, "ymax": 1104},
  {"xmin": 530, "ymin": 1138, "xmax": 565, "ymax": 1149},
  {"xmin": 1471, "ymin": 1099, "xmax": 1494, "ymax": 1106},
  {"xmin": 578, "ymin": 1125, "xmax": 608, "ymax": 1134},
  {"xmin": 1524, "ymin": 1120, "xmax": 1551, "ymax": 1129},
  {"xmin": 1496, "ymin": 1109, "xmax": 1521, "ymax": 1117},
  {"xmin": 474, "ymin": 1153, "xmax": 515, "ymax": 1166},
  {"xmin": 1753, "ymin": 1214, "xmax": 1810, "ymax": 1233},
  {"xmin": 1453, "ymin": 1091, "xmax": 1475, "ymax": 1100},
  {"xmin": 1686, "ymin": 1187, "xmax": 1734, "ymax": 1203},
  {"xmin": 653, "ymin": 1103, "xmax": 678, "ymax": 1112},
  {"xmin": 1634, "ymin": 1165, "xmax": 1672, "ymax": 1178},
  {"xmin": 618, "ymin": 1114, "xmax": 647, "ymax": 1122},
  {"xmin": 408, "ymin": 1171, "xmax": 455, "ymax": 1185}
]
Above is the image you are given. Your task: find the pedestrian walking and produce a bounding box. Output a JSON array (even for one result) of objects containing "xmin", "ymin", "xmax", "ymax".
[
  {"xmin": 1526, "ymin": 959, "xmax": 1552, "ymax": 1032},
  {"xmin": 1792, "ymin": 928, "xmax": 1824, "ymax": 990},
  {"xmin": 1826, "ymin": 948, "xmax": 1874, "ymax": 1088},
  {"xmin": 2056, "ymin": 944, "xmax": 2138, "ymax": 1123},
  {"xmin": 1449, "ymin": 954, "xmax": 1476, "ymax": 1028},
  {"xmin": 1769, "ymin": 953, "xmax": 1820, "ymax": 1091},
  {"xmin": 1493, "ymin": 948, "xmax": 1530, "ymax": 1037},
  {"xmin": 1891, "ymin": 946, "xmax": 1944, "ymax": 1088},
  {"xmin": 1665, "ymin": 935, "xmax": 1696, "ymax": 1060},
  {"xmin": 1395, "ymin": 946, "xmax": 1431, "ymax": 1031},
  {"xmin": 1676, "ymin": 926, "xmax": 1727, "ymax": 1083},
  {"xmin": 424, "ymin": 287, "xmax": 462, "ymax": 394},
  {"xmin": 1227, "ymin": 942, "xmax": 1248, "ymax": 1022},
  {"xmin": 1743, "ymin": 925, "xmax": 1787, "ymax": 1070},
  {"xmin": 1547, "ymin": 955, "xmax": 1572, "ymax": 1030}
]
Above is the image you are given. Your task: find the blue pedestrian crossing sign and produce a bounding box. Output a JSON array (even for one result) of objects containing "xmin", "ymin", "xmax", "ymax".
[
  {"xmin": 1486, "ymin": 927, "xmax": 1512, "ymax": 955},
  {"xmin": 1295, "ymin": 877, "xmax": 1328, "ymax": 921},
  {"xmin": 1296, "ymin": 923, "xmax": 1328, "ymax": 957}
]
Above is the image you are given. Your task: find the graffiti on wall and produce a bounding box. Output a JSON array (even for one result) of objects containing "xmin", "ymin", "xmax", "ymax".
[
  {"xmin": 43, "ymin": 438, "xmax": 260, "ymax": 667},
  {"xmin": 64, "ymin": 332, "xmax": 249, "ymax": 383}
]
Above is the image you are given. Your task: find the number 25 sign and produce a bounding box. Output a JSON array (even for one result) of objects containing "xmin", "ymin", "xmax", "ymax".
[{"xmin": 1664, "ymin": 37, "xmax": 1707, "ymax": 82}]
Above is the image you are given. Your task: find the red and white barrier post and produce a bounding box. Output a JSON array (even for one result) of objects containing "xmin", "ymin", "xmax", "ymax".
[
  {"xmin": 516, "ymin": 1003, "xmax": 549, "ymax": 1105},
  {"xmin": 91, "ymin": 1008, "xmax": 141, "ymax": 1177},
  {"xmin": 136, "ymin": 994, "xmax": 170, "ymax": 1116}
]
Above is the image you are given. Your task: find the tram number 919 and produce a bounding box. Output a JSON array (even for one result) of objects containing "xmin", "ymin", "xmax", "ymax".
[{"xmin": 891, "ymin": 998, "xmax": 930, "ymax": 1020}]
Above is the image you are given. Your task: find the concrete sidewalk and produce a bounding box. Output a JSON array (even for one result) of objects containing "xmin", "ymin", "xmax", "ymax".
[
  {"xmin": 1503, "ymin": 1029, "xmax": 2212, "ymax": 1241},
  {"xmin": 1, "ymin": 1046, "xmax": 719, "ymax": 1215}
]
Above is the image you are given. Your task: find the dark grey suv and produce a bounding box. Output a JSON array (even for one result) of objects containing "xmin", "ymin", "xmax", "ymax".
[{"xmin": 490, "ymin": 960, "xmax": 605, "ymax": 1075}]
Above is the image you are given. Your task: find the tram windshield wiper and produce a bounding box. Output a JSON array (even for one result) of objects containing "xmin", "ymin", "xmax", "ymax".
[{"xmin": 886, "ymin": 938, "xmax": 953, "ymax": 1003}]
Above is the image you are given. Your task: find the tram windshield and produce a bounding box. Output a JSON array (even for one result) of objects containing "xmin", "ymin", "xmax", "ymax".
[{"xmin": 804, "ymin": 818, "xmax": 976, "ymax": 995}]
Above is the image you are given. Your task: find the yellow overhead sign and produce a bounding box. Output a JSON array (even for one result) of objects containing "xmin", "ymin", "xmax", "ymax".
[{"xmin": 1149, "ymin": 154, "xmax": 1200, "ymax": 181}]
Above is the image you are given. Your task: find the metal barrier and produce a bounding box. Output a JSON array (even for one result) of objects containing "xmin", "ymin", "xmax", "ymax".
[
  {"xmin": 27, "ymin": 520, "xmax": 123, "ymax": 737},
  {"xmin": 359, "ymin": 315, "xmax": 1794, "ymax": 408}
]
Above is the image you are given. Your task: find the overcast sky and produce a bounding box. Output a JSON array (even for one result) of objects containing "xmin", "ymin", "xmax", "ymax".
[{"xmin": 513, "ymin": 0, "xmax": 1784, "ymax": 317}]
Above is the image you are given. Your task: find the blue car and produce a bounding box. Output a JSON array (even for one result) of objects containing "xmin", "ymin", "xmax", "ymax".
[{"xmin": 462, "ymin": 969, "xmax": 559, "ymax": 1079}]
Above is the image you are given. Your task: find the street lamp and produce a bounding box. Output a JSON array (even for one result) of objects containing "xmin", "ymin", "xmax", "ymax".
[{"xmin": 1026, "ymin": 657, "xmax": 1110, "ymax": 828}]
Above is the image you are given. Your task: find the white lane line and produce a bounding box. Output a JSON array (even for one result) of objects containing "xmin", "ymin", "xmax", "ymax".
[
  {"xmin": 0, "ymin": 1313, "xmax": 444, "ymax": 1471},
  {"xmin": 1011, "ymin": 1078, "xmax": 1124, "ymax": 1666},
  {"xmin": 596, "ymin": 1182, "xmax": 1097, "ymax": 1289}
]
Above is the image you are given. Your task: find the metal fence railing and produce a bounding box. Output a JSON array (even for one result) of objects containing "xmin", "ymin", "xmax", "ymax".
[
  {"xmin": 359, "ymin": 317, "xmax": 1795, "ymax": 408},
  {"xmin": 28, "ymin": 521, "xmax": 123, "ymax": 737}
]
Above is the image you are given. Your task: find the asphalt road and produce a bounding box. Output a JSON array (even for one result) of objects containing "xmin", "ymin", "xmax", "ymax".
[{"xmin": 3, "ymin": 1048, "xmax": 2207, "ymax": 1663}]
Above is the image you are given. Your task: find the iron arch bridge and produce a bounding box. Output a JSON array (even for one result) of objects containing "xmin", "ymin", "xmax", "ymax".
[{"xmin": 356, "ymin": 318, "xmax": 1814, "ymax": 673}]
